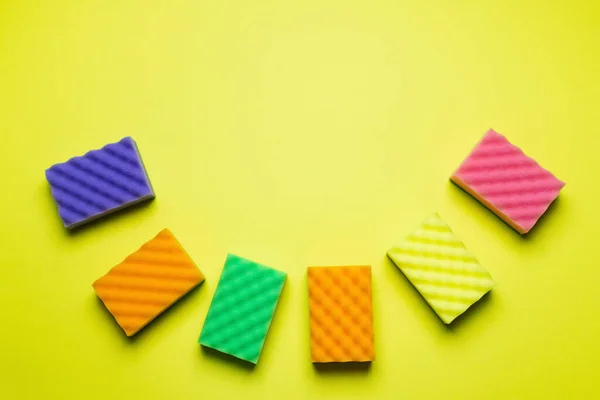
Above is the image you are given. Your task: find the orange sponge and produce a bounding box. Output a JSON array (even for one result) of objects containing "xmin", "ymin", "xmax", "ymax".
[
  {"xmin": 307, "ymin": 266, "xmax": 375, "ymax": 363},
  {"xmin": 92, "ymin": 229, "xmax": 205, "ymax": 336}
]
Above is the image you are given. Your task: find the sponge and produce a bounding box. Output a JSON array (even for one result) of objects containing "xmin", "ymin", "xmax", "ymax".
[
  {"xmin": 92, "ymin": 229, "xmax": 205, "ymax": 336},
  {"xmin": 199, "ymin": 254, "xmax": 286, "ymax": 364},
  {"xmin": 451, "ymin": 129, "xmax": 565, "ymax": 234},
  {"xmin": 46, "ymin": 137, "xmax": 155, "ymax": 229},
  {"xmin": 307, "ymin": 266, "xmax": 374, "ymax": 363},
  {"xmin": 387, "ymin": 214, "xmax": 494, "ymax": 324}
]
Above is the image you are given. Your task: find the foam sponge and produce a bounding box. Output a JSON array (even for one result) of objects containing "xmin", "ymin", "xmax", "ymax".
[
  {"xmin": 199, "ymin": 254, "xmax": 286, "ymax": 364},
  {"xmin": 46, "ymin": 137, "xmax": 155, "ymax": 229},
  {"xmin": 307, "ymin": 266, "xmax": 375, "ymax": 363},
  {"xmin": 388, "ymin": 214, "xmax": 494, "ymax": 324},
  {"xmin": 92, "ymin": 229, "xmax": 205, "ymax": 336},
  {"xmin": 451, "ymin": 129, "xmax": 565, "ymax": 234}
]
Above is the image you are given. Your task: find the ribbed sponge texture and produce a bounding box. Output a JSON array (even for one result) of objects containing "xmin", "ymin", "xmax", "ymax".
[
  {"xmin": 46, "ymin": 137, "xmax": 155, "ymax": 229},
  {"xmin": 199, "ymin": 254, "xmax": 286, "ymax": 364},
  {"xmin": 451, "ymin": 129, "xmax": 565, "ymax": 234},
  {"xmin": 387, "ymin": 214, "xmax": 494, "ymax": 324},
  {"xmin": 307, "ymin": 266, "xmax": 374, "ymax": 363},
  {"xmin": 93, "ymin": 229, "xmax": 205, "ymax": 336}
]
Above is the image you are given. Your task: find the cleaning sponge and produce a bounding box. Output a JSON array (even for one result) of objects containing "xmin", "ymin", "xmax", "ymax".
[
  {"xmin": 307, "ymin": 266, "xmax": 375, "ymax": 363},
  {"xmin": 387, "ymin": 214, "xmax": 494, "ymax": 324},
  {"xmin": 451, "ymin": 129, "xmax": 565, "ymax": 234},
  {"xmin": 92, "ymin": 229, "xmax": 205, "ymax": 336},
  {"xmin": 45, "ymin": 137, "xmax": 154, "ymax": 229},
  {"xmin": 199, "ymin": 254, "xmax": 286, "ymax": 364}
]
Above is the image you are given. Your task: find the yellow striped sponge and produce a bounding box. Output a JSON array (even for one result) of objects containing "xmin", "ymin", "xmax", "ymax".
[{"xmin": 387, "ymin": 213, "xmax": 494, "ymax": 324}]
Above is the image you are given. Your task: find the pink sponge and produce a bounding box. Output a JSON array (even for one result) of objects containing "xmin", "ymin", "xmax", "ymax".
[{"xmin": 451, "ymin": 129, "xmax": 565, "ymax": 234}]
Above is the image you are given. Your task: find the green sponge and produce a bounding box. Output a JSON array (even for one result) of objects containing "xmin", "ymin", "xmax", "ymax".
[{"xmin": 199, "ymin": 254, "xmax": 286, "ymax": 364}]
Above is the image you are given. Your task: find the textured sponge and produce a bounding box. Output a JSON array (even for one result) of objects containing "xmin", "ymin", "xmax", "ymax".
[
  {"xmin": 451, "ymin": 129, "xmax": 565, "ymax": 234},
  {"xmin": 92, "ymin": 229, "xmax": 205, "ymax": 336},
  {"xmin": 46, "ymin": 137, "xmax": 155, "ymax": 229},
  {"xmin": 387, "ymin": 213, "xmax": 494, "ymax": 324},
  {"xmin": 307, "ymin": 266, "xmax": 375, "ymax": 363},
  {"xmin": 199, "ymin": 254, "xmax": 286, "ymax": 364}
]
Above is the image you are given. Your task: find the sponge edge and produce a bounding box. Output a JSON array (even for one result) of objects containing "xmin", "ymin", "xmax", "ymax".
[
  {"xmin": 451, "ymin": 129, "xmax": 565, "ymax": 234},
  {"xmin": 307, "ymin": 266, "xmax": 375, "ymax": 363},
  {"xmin": 45, "ymin": 137, "xmax": 155, "ymax": 229},
  {"xmin": 451, "ymin": 174, "xmax": 525, "ymax": 233}
]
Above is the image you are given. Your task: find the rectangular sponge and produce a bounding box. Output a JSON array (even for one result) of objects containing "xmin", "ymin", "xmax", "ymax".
[
  {"xmin": 45, "ymin": 137, "xmax": 155, "ymax": 229},
  {"xmin": 387, "ymin": 214, "xmax": 494, "ymax": 324},
  {"xmin": 307, "ymin": 266, "xmax": 375, "ymax": 363},
  {"xmin": 199, "ymin": 254, "xmax": 286, "ymax": 364},
  {"xmin": 451, "ymin": 129, "xmax": 565, "ymax": 234},
  {"xmin": 92, "ymin": 229, "xmax": 205, "ymax": 336}
]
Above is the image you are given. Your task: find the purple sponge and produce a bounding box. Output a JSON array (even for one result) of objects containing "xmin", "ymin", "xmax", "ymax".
[{"xmin": 45, "ymin": 137, "xmax": 155, "ymax": 229}]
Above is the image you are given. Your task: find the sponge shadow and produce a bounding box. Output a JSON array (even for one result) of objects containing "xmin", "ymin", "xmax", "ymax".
[
  {"xmin": 520, "ymin": 196, "xmax": 563, "ymax": 240},
  {"xmin": 444, "ymin": 291, "xmax": 493, "ymax": 332},
  {"xmin": 313, "ymin": 362, "xmax": 372, "ymax": 375},
  {"xmin": 199, "ymin": 345, "xmax": 256, "ymax": 371},
  {"xmin": 67, "ymin": 197, "xmax": 156, "ymax": 235}
]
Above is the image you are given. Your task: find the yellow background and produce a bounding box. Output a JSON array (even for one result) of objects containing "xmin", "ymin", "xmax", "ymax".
[{"xmin": 1, "ymin": 0, "xmax": 599, "ymax": 398}]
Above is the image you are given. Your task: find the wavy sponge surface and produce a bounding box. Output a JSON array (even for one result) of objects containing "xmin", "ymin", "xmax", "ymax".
[
  {"xmin": 92, "ymin": 229, "xmax": 205, "ymax": 336},
  {"xmin": 199, "ymin": 254, "xmax": 286, "ymax": 364},
  {"xmin": 45, "ymin": 136, "xmax": 155, "ymax": 229},
  {"xmin": 307, "ymin": 266, "xmax": 375, "ymax": 363},
  {"xmin": 387, "ymin": 213, "xmax": 494, "ymax": 324},
  {"xmin": 451, "ymin": 129, "xmax": 565, "ymax": 234}
]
